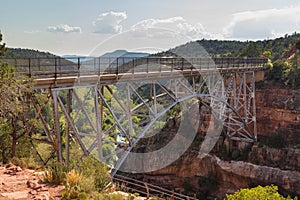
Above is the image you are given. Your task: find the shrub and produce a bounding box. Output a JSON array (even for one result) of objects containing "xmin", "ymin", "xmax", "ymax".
[
  {"xmin": 62, "ymin": 169, "xmax": 90, "ymax": 200},
  {"xmin": 225, "ymin": 185, "xmax": 298, "ymax": 200},
  {"xmin": 10, "ymin": 157, "xmax": 41, "ymax": 170},
  {"xmin": 95, "ymin": 193, "xmax": 124, "ymax": 200},
  {"xmin": 260, "ymin": 133, "xmax": 286, "ymax": 148},
  {"xmin": 182, "ymin": 177, "xmax": 194, "ymax": 193},
  {"xmin": 43, "ymin": 163, "xmax": 68, "ymax": 184}
]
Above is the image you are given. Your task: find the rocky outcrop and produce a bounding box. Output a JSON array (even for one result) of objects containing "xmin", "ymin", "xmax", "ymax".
[
  {"xmin": 140, "ymin": 152, "xmax": 300, "ymax": 198},
  {"xmin": 249, "ymin": 145, "xmax": 300, "ymax": 171}
]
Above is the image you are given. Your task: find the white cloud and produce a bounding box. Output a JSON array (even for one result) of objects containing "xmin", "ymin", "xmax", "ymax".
[
  {"xmin": 47, "ymin": 24, "xmax": 81, "ymax": 33},
  {"xmin": 93, "ymin": 11, "xmax": 127, "ymax": 34},
  {"xmin": 132, "ymin": 17, "xmax": 211, "ymax": 39},
  {"xmin": 224, "ymin": 6, "xmax": 300, "ymax": 39}
]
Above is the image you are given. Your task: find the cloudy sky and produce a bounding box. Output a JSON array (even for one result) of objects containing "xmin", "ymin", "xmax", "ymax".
[{"xmin": 1, "ymin": 0, "xmax": 300, "ymax": 56}]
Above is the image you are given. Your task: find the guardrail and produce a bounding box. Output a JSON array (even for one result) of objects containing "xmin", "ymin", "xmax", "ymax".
[
  {"xmin": 0, "ymin": 57, "xmax": 268, "ymax": 79},
  {"xmin": 113, "ymin": 174, "xmax": 196, "ymax": 200}
]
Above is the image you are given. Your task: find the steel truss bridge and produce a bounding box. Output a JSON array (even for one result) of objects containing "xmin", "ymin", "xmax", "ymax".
[{"xmin": 3, "ymin": 57, "xmax": 267, "ymax": 176}]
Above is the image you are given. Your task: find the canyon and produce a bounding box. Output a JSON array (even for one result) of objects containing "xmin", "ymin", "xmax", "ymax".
[{"xmin": 125, "ymin": 84, "xmax": 300, "ymax": 199}]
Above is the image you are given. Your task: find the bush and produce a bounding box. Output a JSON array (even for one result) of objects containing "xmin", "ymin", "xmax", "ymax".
[
  {"xmin": 95, "ymin": 193, "xmax": 124, "ymax": 200},
  {"xmin": 62, "ymin": 169, "xmax": 90, "ymax": 200},
  {"xmin": 43, "ymin": 163, "xmax": 68, "ymax": 185},
  {"xmin": 182, "ymin": 177, "xmax": 194, "ymax": 193},
  {"xmin": 225, "ymin": 185, "xmax": 297, "ymax": 200},
  {"xmin": 260, "ymin": 133, "xmax": 286, "ymax": 148},
  {"xmin": 10, "ymin": 157, "xmax": 41, "ymax": 170}
]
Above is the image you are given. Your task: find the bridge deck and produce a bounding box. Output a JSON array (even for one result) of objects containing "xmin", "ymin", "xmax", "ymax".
[{"xmin": 1, "ymin": 57, "xmax": 267, "ymax": 88}]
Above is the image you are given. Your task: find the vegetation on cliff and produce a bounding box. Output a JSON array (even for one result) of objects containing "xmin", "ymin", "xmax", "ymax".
[{"xmin": 225, "ymin": 185, "xmax": 298, "ymax": 200}]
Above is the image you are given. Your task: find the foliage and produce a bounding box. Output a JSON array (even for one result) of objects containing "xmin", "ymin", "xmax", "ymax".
[
  {"xmin": 286, "ymin": 51, "xmax": 300, "ymax": 89},
  {"xmin": 62, "ymin": 169, "xmax": 89, "ymax": 200},
  {"xmin": 267, "ymin": 60, "xmax": 289, "ymax": 84},
  {"xmin": 10, "ymin": 156, "xmax": 41, "ymax": 170},
  {"xmin": 0, "ymin": 32, "xmax": 6, "ymax": 55},
  {"xmin": 225, "ymin": 185, "xmax": 297, "ymax": 200},
  {"xmin": 182, "ymin": 177, "xmax": 194, "ymax": 193},
  {"xmin": 58, "ymin": 156, "xmax": 112, "ymax": 199},
  {"xmin": 0, "ymin": 47, "xmax": 55, "ymax": 58},
  {"xmin": 263, "ymin": 50, "xmax": 272, "ymax": 60},
  {"xmin": 95, "ymin": 193, "xmax": 124, "ymax": 200},
  {"xmin": 0, "ymin": 62, "xmax": 40, "ymax": 163},
  {"xmin": 296, "ymin": 40, "xmax": 300, "ymax": 51},
  {"xmin": 43, "ymin": 163, "xmax": 68, "ymax": 184},
  {"xmin": 198, "ymin": 172, "xmax": 218, "ymax": 193},
  {"xmin": 259, "ymin": 133, "xmax": 286, "ymax": 149},
  {"xmin": 155, "ymin": 33, "xmax": 300, "ymax": 61},
  {"xmin": 239, "ymin": 43, "xmax": 263, "ymax": 57},
  {"xmin": 77, "ymin": 156, "xmax": 111, "ymax": 193}
]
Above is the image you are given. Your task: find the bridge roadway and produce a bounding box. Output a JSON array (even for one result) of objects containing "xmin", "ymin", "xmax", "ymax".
[{"xmin": 1, "ymin": 57, "xmax": 268, "ymax": 88}]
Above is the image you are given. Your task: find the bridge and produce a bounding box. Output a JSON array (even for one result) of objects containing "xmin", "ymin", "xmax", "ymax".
[{"xmin": 2, "ymin": 56, "xmax": 267, "ymax": 176}]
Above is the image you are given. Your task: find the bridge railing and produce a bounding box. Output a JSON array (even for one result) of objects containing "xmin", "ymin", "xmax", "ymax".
[
  {"xmin": 0, "ymin": 57, "xmax": 268, "ymax": 79},
  {"xmin": 113, "ymin": 174, "xmax": 194, "ymax": 199}
]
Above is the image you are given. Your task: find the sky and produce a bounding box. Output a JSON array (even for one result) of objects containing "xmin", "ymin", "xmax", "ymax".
[{"xmin": 1, "ymin": 0, "xmax": 300, "ymax": 56}]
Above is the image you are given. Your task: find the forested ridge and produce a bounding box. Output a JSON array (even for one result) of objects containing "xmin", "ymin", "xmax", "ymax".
[
  {"xmin": 158, "ymin": 33, "xmax": 300, "ymax": 61},
  {"xmin": 0, "ymin": 48, "xmax": 56, "ymax": 58}
]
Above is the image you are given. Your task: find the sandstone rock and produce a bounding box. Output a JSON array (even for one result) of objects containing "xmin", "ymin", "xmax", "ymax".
[
  {"xmin": 27, "ymin": 180, "xmax": 42, "ymax": 190},
  {"xmin": 34, "ymin": 193, "xmax": 49, "ymax": 200},
  {"xmin": 1, "ymin": 191, "xmax": 28, "ymax": 199},
  {"xmin": 29, "ymin": 190, "xmax": 38, "ymax": 195}
]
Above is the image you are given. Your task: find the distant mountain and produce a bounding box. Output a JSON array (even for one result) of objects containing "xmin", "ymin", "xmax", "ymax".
[
  {"xmin": 62, "ymin": 55, "xmax": 88, "ymax": 59},
  {"xmin": 101, "ymin": 50, "xmax": 150, "ymax": 58}
]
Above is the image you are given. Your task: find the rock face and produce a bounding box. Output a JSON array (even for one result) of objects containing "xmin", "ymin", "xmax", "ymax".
[
  {"xmin": 256, "ymin": 87, "xmax": 300, "ymax": 140},
  {"xmin": 140, "ymin": 152, "xmax": 300, "ymax": 198},
  {"xmin": 249, "ymin": 145, "xmax": 300, "ymax": 171}
]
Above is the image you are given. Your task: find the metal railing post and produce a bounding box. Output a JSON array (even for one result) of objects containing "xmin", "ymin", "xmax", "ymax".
[
  {"xmin": 116, "ymin": 57, "xmax": 119, "ymax": 75},
  {"xmin": 28, "ymin": 58, "xmax": 31, "ymax": 77},
  {"xmin": 160, "ymin": 57, "xmax": 162, "ymax": 72},
  {"xmin": 146, "ymin": 57, "xmax": 149, "ymax": 74},
  {"xmin": 98, "ymin": 57, "xmax": 101, "ymax": 75},
  {"xmin": 54, "ymin": 57, "xmax": 57, "ymax": 79},
  {"xmin": 77, "ymin": 57, "xmax": 80, "ymax": 79},
  {"xmin": 132, "ymin": 58, "xmax": 135, "ymax": 75}
]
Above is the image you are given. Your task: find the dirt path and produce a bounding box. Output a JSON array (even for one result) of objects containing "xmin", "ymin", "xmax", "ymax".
[{"xmin": 0, "ymin": 164, "xmax": 63, "ymax": 200}]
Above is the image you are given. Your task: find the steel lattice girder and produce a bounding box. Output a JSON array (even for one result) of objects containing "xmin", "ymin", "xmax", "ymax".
[{"xmin": 29, "ymin": 69, "xmax": 257, "ymax": 173}]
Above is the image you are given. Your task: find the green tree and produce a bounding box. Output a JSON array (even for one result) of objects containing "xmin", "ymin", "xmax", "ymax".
[
  {"xmin": 0, "ymin": 31, "xmax": 6, "ymax": 55},
  {"xmin": 0, "ymin": 62, "xmax": 36, "ymax": 162},
  {"xmin": 296, "ymin": 40, "xmax": 300, "ymax": 51},
  {"xmin": 286, "ymin": 50, "xmax": 300, "ymax": 89},
  {"xmin": 225, "ymin": 185, "xmax": 297, "ymax": 200},
  {"xmin": 268, "ymin": 60, "xmax": 289, "ymax": 83},
  {"xmin": 240, "ymin": 43, "xmax": 262, "ymax": 57},
  {"xmin": 263, "ymin": 50, "xmax": 272, "ymax": 60}
]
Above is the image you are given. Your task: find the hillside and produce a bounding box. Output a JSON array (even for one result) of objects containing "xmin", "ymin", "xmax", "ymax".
[
  {"xmin": 0, "ymin": 48, "xmax": 56, "ymax": 58},
  {"xmin": 157, "ymin": 33, "xmax": 300, "ymax": 61}
]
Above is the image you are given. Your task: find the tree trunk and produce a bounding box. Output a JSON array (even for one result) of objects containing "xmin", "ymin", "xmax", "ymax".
[{"xmin": 11, "ymin": 118, "xmax": 18, "ymax": 158}]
